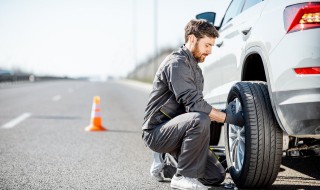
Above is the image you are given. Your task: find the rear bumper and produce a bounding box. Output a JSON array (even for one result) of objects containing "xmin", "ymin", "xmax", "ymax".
[
  {"xmin": 273, "ymin": 88, "xmax": 320, "ymax": 137},
  {"xmin": 268, "ymin": 28, "xmax": 320, "ymax": 137}
]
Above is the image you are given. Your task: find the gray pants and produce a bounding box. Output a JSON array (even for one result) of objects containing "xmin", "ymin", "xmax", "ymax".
[{"xmin": 143, "ymin": 112, "xmax": 225, "ymax": 185}]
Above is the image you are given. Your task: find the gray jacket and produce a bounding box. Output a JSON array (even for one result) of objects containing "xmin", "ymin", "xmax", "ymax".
[{"xmin": 142, "ymin": 45, "xmax": 212, "ymax": 130}]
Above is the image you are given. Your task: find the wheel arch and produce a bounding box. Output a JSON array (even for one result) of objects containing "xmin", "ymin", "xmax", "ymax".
[
  {"xmin": 241, "ymin": 47, "xmax": 285, "ymax": 132},
  {"xmin": 242, "ymin": 53, "xmax": 266, "ymax": 82}
]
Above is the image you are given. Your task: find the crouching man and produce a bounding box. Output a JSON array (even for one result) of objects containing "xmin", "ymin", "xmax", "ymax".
[{"xmin": 142, "ymin": 19, "xmax": 244, "ymax": 190}]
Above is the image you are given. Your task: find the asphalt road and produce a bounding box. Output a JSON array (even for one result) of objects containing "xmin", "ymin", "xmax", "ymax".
[{"xmin": 0, "ymin": 80, "xmax": 319, "ymax": 190}]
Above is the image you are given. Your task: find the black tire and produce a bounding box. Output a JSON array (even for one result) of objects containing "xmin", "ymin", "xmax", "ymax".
[{"xmin": 224, "ymin": 81, "xmax": 283, "ymax": 188}]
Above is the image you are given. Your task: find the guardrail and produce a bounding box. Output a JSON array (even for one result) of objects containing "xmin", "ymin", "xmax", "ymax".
[
  {"xmin": 0, "ymin": 74, "xmax": 32, "ymax": 82},
  {"xmin": 0, "ymin": 74, "xmax": 71, "ymax": 83}
]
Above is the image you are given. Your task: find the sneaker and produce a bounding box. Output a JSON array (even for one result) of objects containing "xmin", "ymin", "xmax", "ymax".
[
  {"xmin": 171, "ymin": 175, "xmax": 208, "ymax": 190},
  {"xmin": 150, "ymin": 151, "xmax": 165, "ymax": 182}
]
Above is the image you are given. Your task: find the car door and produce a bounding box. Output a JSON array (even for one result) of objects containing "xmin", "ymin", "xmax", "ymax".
[
  {"xmin": 203, "ymin": 0, "xmax": 245, "ymax": 110},
  {"xmin": 201, "ymin": 47, "xmax": 223, "ymax": 108},
  {"xmin": 218, "ymin": 0, "xmax": 265, "ymax": 104}
]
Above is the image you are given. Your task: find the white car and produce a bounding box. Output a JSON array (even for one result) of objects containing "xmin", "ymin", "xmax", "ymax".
[{"xmin": 196, "ymin": 0, "xmax": 320, "ymax": 188}]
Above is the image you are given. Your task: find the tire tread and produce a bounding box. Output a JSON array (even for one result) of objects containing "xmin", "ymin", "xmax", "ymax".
[{"xmin": 226, "ymin": 81, "xmax": 283, "ymax": 188}]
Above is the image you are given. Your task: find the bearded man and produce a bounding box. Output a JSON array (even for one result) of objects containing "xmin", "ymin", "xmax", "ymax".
[{"xmin": 142, "ymin": 19, "xmax": 244, "ymax": 190}]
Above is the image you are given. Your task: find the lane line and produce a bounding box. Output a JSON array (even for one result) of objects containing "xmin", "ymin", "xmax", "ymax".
[
  {"xmin": 52, "ymin": 94, "xmax": 61, "ymax": 101},
  {"xmin": 2, "ymin": 112, "xmax": 32, "ymax": 129}
]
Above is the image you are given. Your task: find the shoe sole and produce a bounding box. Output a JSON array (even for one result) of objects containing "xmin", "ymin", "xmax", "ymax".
[
  {"xmin": 170, "ymin": 184, "xmax": 198, "ymax": 190},
  {"xmin": 170, "ymin": 185, "xmax": 189, "ymax": 190},
  {"xmin": 171, "ymin": 184, "xmax": 208, "ymax": 190}
]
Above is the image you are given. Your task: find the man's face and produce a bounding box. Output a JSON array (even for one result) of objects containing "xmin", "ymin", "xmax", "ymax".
[{"xmin": 191, "ymin": 36, "xmax": 215, "ymax": 63}]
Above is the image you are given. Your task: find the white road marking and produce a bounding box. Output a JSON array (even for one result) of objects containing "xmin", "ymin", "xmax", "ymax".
[
  {"xmin": 2, "ymin": 112, "xmax": 32, "ymax": 129},
  {"xmin": 52, "ymin": 94, "xmax": 61, "ymax": 101}
]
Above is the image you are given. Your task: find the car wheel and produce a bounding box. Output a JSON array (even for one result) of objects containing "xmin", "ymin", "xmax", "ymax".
[{"xmin": 225, "ymin": 81, "xmax": 283, "ymax": 188}]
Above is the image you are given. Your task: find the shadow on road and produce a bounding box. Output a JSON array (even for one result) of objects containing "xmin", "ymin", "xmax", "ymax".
[
  {"xmin": 270, "ymin": 156, "xmax": 320, "ymax": 190},
  {"xmin": 271, "ymin": 184, "xmax": 320, "ymax": 190},
  {"xmin": 282, "ymin": 156, "xmax": 320, "ymax": 180}
]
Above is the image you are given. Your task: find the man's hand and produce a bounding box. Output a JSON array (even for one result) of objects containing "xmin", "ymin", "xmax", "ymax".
[
  {"xmin": 223, "ymin": 101, "xmax": 244, "ymax": 126},
  {"xmin": 209, "ymin": 108, "xmax": 226, "ymax": 123}
]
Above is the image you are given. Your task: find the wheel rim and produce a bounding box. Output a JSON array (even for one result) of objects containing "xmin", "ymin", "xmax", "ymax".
[{"xmin": 228, "ymin": 98, "xmax": 245, "ymax": 172}]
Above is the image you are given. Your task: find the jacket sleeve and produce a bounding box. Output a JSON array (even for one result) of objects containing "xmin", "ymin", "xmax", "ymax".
[{"xmin": 165, "ymin": 57, "xmax": 212, "ymax": 114}]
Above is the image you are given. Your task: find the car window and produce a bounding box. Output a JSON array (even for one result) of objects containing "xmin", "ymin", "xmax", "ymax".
[
  {"xmin": 221, "ymin": 0, "xmax": 245, "ymax": 27},
  {"xmin": 242, "ymin": 0, "xmax": 263, "ymax": 12}
]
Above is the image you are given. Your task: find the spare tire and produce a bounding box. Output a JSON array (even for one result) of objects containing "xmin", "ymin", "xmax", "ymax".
[{"xmin": 224, "ymin": 81, "xmax": 283, "ymax": 188}]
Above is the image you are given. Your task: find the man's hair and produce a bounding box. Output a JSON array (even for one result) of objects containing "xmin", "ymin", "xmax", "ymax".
[{"xmin": 184, "ymin": 19, "xmax": 219, "ymax": 43}]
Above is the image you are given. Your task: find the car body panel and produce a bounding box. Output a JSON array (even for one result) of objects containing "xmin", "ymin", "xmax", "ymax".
[
  {"xmin": 201, "ymin": 0, "xmax": 320, "ymax": 138},
  {"xmin": 202, "ymin": 1, "xmax": 266, "ymax": 109}
]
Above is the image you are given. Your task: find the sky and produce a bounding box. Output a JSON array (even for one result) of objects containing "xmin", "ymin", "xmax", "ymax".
[{"xmin": 0, "ymin": 0, "xmax": 230, "ymax": 79}]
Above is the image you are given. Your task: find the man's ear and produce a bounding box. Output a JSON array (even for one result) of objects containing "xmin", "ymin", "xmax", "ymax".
[{"xmin": 189, "ymin": 34, "xmax": 196, "ymax": 43}]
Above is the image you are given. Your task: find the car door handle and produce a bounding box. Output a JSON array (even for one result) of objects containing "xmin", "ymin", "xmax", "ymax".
[
  {"xmin": 216, "ymin": 41, "xmax": 223, "ymax": 47},
  {"xmin": 241, "ymin": 27, "xmax": 252, "ymax": 35}
]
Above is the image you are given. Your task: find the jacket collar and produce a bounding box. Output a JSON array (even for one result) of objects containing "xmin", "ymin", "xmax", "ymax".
[{"xmin": 182, "ymin": 45, "xmax": 198, "ymax": 65}]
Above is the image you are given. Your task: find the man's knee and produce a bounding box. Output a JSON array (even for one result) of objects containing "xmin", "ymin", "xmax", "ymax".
[{"xmin": 193, "ymin": 112, "xmax": 210, "ymax": 133}]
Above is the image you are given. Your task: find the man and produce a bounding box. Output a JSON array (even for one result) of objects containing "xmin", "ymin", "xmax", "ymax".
[{"xmin": 142, "ymin": 19, "xmax": 244, "ymax": 190}]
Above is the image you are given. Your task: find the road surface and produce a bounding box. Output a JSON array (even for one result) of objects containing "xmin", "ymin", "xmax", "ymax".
[{"xmin": 0, "ymin": 80, "xmax": 319, "ymax": 189}]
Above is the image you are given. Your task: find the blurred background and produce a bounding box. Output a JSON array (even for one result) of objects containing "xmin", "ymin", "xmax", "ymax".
[{"xmin": 0, "ymin": 0, "xmax": 230, "ymax": 83}]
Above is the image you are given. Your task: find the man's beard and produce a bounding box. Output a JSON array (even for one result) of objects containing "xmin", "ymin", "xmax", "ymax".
[{"xmin": 192, "ymin": 41, "xmax": 208, "ymax": 63}]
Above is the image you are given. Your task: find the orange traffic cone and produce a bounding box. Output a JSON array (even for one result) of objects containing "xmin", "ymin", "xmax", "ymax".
[{"xmin": 85, "ymin": 96, "xmax": 107, "ymax": 132}]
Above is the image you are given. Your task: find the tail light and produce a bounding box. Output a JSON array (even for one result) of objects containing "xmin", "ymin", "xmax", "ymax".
[
  {"xmin": 284, "ymin": 2, "xmax": 320, "ymax": 33},
  {"xmin": 294, "ymin": 67, "xmax": 320, "ymax": 75}
]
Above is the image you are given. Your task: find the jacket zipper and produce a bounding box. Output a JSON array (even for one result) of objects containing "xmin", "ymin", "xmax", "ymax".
[{"xmin": 160, "ymin": 110, "xmax": 172, "ymax": 119}]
